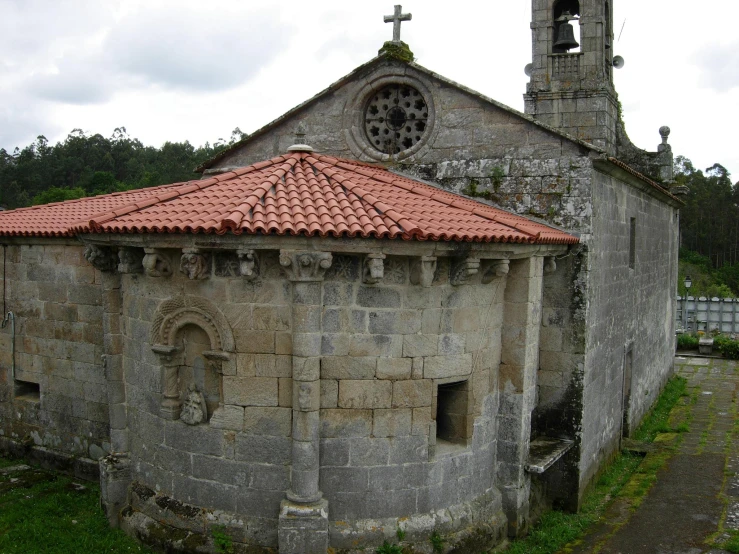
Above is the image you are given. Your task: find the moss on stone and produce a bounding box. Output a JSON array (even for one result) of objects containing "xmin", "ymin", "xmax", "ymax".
[{"xmin": 379, "ymin": 41, "xmax": 414, "ymax": 63}]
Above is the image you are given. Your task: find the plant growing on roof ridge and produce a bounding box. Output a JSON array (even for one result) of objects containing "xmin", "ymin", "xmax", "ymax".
[
  {"xmin": 376, "ymin": 540, "xmax": 403, "ymax": 554},
  {"xmin": 430, "ymin": 530, "xmax": 444, "ymax": 552}
]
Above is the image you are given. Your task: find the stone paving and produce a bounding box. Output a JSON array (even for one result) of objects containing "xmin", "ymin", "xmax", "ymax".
[{"xmin": 568, "ymin": 356, "xmax": 739, "ymax": 554}]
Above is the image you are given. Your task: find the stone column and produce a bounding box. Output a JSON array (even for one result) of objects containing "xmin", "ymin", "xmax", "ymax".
[
  {"xmin": 278, "ymin": 250, "xmax": 332, "ymax": 554},
  {"xmin": 98, "ymin": 262, "xmax": 130, "ymax": 527},
  {"xmin": 497, "ymin": 256, "xmax": 544, "ymax": 538}
]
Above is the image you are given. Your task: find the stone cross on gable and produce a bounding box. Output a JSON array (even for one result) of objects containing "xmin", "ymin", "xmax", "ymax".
[{"xmin": 384, "ymin": 5, "xmax": 412, "ymax": 43}]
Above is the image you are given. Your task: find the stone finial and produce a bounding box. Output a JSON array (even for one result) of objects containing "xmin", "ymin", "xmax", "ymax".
[
  {"xmin": 287, "ymin": 122, "xmax": 314, "ymax": 153},
  {"xmin": 658, "ymin": 126, "xmax": 671, "ymax": 152},
  {"xmin": 384, "ymin": 5, "xmax": 411, "ymax": 43},
  {"xmin": 363, "ymin": 253, "xmax": 386, "ymax": 284}
]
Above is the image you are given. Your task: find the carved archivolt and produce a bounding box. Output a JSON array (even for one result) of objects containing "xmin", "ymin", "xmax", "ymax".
[{"xmin": 150, "ymin": 295, "xmax": 235, "ymax": 353}]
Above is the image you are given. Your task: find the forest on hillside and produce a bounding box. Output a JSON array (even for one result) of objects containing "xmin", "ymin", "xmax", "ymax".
[
  {"xmin": 1, "ymin": 129, "xmax": 738, "ymax": 295},
  {"xmin": 0, "ymin": 127, "xmax": 247, "ymax": 209}
]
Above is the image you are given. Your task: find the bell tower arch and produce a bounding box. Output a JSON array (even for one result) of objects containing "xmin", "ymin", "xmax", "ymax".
[{"xmin": 525, "ymin": 0, "xmax": 619, "ymax": 153}]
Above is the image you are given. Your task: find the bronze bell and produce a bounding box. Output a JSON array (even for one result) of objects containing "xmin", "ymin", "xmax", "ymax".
[{"xmin": 554, "ymin": 11, "xmax": 579, "ymax": 51}]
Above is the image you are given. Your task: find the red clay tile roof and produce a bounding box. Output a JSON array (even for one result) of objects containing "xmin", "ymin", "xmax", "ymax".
[{"xmin": 0, "ymin": 152, "xmax": 578, "ymax": 245}]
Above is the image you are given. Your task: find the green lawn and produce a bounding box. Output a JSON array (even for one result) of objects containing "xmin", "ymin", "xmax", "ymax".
[{"xmin": 0, "ymin": 461, "xmax": 151, "ymax": 553}]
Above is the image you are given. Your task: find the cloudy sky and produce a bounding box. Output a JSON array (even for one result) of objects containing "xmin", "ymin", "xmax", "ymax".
[{"xmin": 1, "ymin": 0, "xmax": 738, "ymax": 179}]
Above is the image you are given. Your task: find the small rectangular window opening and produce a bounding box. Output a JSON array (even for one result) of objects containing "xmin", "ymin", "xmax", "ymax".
[
  {"xmin": 15, "ymin": 380, "xmax": 40, "ymax": 402},
  {"xmin": 629, "ymin": 217, "xmax": 636, "ymax": 270},
  {"xmin": 436, "ymin": 380, "xmax": 470, "ymax": 444}
]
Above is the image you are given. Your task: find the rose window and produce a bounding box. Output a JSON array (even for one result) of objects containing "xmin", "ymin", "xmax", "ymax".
[{"xmin": 364, "ymin": 84, "xmax": 429, "ymax": 154}]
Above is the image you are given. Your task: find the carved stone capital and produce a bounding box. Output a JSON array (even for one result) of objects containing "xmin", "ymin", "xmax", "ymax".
[
  {"xmin": 84, "ymin": 245, "xmax": 117, "ymax": 272},
  {"xmin": 143, "ymin": 249, "xmax": 172, "ymax": 278},
  {"xmin": 544, "ymin": 257, "xmax": 557, "ymax": 274},
  {"xmin": 118, "ymin": 247, "xmax": 144, "ymax": 274},
  {"xmin": 450, "ymin": 257, "xmax": 481, "ymax": 286},
  {"xmin": 279, "ymin": 251, "xmax": 333, "ymax": 282},
  {"xmin": 237, "ymin": 249, "xmax": 260, "ymax": 280},
  {"xmin": 481, "ymin": 259, "xmax": 510, "ymax": 284},
  {"xmin": 409, "ymin": 256, "xmax": 437, "ymax": 287},
  {"xmin": 363, "ymin": 253, "xmax": 386, "ymax": 284},
  {"xmin": 180, "ymin": 248, "xmax": 210, "ymax": 280}
]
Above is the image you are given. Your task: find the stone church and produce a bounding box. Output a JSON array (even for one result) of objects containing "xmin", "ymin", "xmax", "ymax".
[{"xmin": 0, "ymin": 1, "xmax": 682, "ymax": 552}]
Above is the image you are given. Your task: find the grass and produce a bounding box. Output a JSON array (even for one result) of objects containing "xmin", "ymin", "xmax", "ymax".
[
  {"xmin": 0, "ymin": 460, "xmax": 151, "ymax": 553},
  {"xmin": 502, "ymin": 376, "xmax": 688, "ymax": 554}
]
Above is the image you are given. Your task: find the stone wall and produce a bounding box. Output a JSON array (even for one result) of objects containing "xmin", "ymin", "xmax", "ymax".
[
  {"xmin": 114, "ymin": 246, "xmax": 511, "ymax": 550},
  {"xmin": 0, "ymin": 241, "xmax": 109, "ymax": 462},
  {"xmin": 579, "ymin": 168, "xmax": 678, "ymax": 489}
]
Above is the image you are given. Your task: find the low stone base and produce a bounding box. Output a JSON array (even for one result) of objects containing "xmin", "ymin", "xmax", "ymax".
[
  {"xmin": 0, "ymin": 437, "xmax": 99, "ymax": 482},
  {"xmin": 329, "ymin": 488, "xmax": 507, "ymax": 553},
  {"xmin": 99, "ymin": 454, "xmax": 131, "ymax": 527},
  {"xmin": 278, "ymin": 499, "xmax": 329, "ymax": 554}
]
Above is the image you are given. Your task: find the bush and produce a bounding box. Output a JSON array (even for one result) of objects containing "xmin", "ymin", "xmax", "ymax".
[
  {"xmin": 677, "ymin": 334, "xmax": 699, "ymax": 350},
  {"xmin": 718, "ymin": 339, "xmax": 739, "ymax": 360}
]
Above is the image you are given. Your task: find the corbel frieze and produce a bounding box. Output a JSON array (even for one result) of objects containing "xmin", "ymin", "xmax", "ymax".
[
  {"xmin": 481, "ymin": 259, "xmax": 510, "ymax": 284},
  {"xmin": 84, "ymin": 245, "xmax": 117, "ymax": 273},
  {"xmin": 450, "ymin": 257, "xmax": 481, "ymax": 286},
  {"xmin": 363, "ymin": 253, "xmax": 386, "ymax": 284},
  {"xmin": 544, "ymin": 257, "xmax": 557, "ymax": 274},
  {"xmin": 409, "ymin": 256, "xmax": 437, "ymax": 287},
  {"xmin": 279, "ymin": 250, "xmax": 333, "ymax": 282},
  {"xmin": 237, "ymin": 249, "xmax": 260, "ymax": 280},
  {"xmin": 143, "ymin": 248, "xmax": 172, "ymax": 278},
  {"xmin": 118, "ymin": 247, "xmax": 144, "ymax": 274},
  {"xmin": 180, "ymin": 248, "xmax": 211, "ymax": 280}
]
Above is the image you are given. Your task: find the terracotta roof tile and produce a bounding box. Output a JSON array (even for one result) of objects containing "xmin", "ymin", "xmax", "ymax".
[{"xmin": 0, "ymin": 152, "xmax": 578, "ymax": 245}]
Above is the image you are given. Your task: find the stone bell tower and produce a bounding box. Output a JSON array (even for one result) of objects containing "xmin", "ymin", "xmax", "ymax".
[{"xmin": 525, "ymin": 0, "xmax": 619, "ymax": 154}]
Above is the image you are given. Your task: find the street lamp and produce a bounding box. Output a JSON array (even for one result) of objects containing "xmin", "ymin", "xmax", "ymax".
[{"xmin": 683, "ymin": 276, "xmax": 692, "ymax": 331}]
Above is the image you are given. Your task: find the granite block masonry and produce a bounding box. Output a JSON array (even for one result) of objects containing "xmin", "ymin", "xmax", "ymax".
[{"xmin": 0, "ymin": 0, "xmax": 683, "ymax": 551}]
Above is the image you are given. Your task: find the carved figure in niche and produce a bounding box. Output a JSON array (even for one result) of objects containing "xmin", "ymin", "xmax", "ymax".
[
  {"xmin": 176, "ymin": 324, "xmax": 222, "ymax": 420},
  {"xmin": 180, "ymin": 383, "xmax": 207, "ymax": 425},
  {"xmin": 180, "ymin": 249, "xmax": 210, "ymax": 280}
]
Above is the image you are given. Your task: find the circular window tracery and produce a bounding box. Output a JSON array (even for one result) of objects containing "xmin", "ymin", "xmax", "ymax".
[{"xmin": 364, "ymin": 84, "xmax": 429, "ymax": 155}]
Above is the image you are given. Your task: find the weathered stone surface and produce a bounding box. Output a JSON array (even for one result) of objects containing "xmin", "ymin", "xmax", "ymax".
[
  {"xmin": 338, "ymin": 380, "xmax": 392, "ymax": 409},
  {"xmin": 392, "ymin": 380, "xmax": 433, "ymax": 408}
]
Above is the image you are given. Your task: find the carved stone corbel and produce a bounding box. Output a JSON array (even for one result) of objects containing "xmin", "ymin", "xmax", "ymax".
[
  {"xmin": 180, "ymin": 249, "xmax": 211, "ymax": 280},
  {"xmin": 544, "ymin": 257, "xmax": 557, "ymax": 274},
  {"xmin": 118, "ymin": 247, "xmax": 144, "ymax": 274},
  {"xmin": 450, "ymin": 257, "xmax": 481, "ymax": 286},
  {"xmin": 84, "ymin": 245, "xmax": 117, "ymax": 273},
  {"xmin": 143, "ymin": 249, "xmax": 172, "ymax": 278},
  {"xmin": 481, "ymin": 259, "xmax": 510, "ymax": 284},
  {"xmin": 363, "ymin": 253, "xmax": 386, "ymax": 284},
  {"xmin": 279, "ymin": 251, "xmax": 333, "ymax": 282},
  {"xmin": 409, "ymin": 256, "xmax": 437, "ymax": 287},
  {"xmin": 237, "ymin": 249, "xmax": 260, "ymax": 280}
]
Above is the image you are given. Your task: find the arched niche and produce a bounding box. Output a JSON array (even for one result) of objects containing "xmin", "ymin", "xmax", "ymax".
[{"xmin": 150, "ymin": 296, "xmax": 235, "ymax": 423}]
